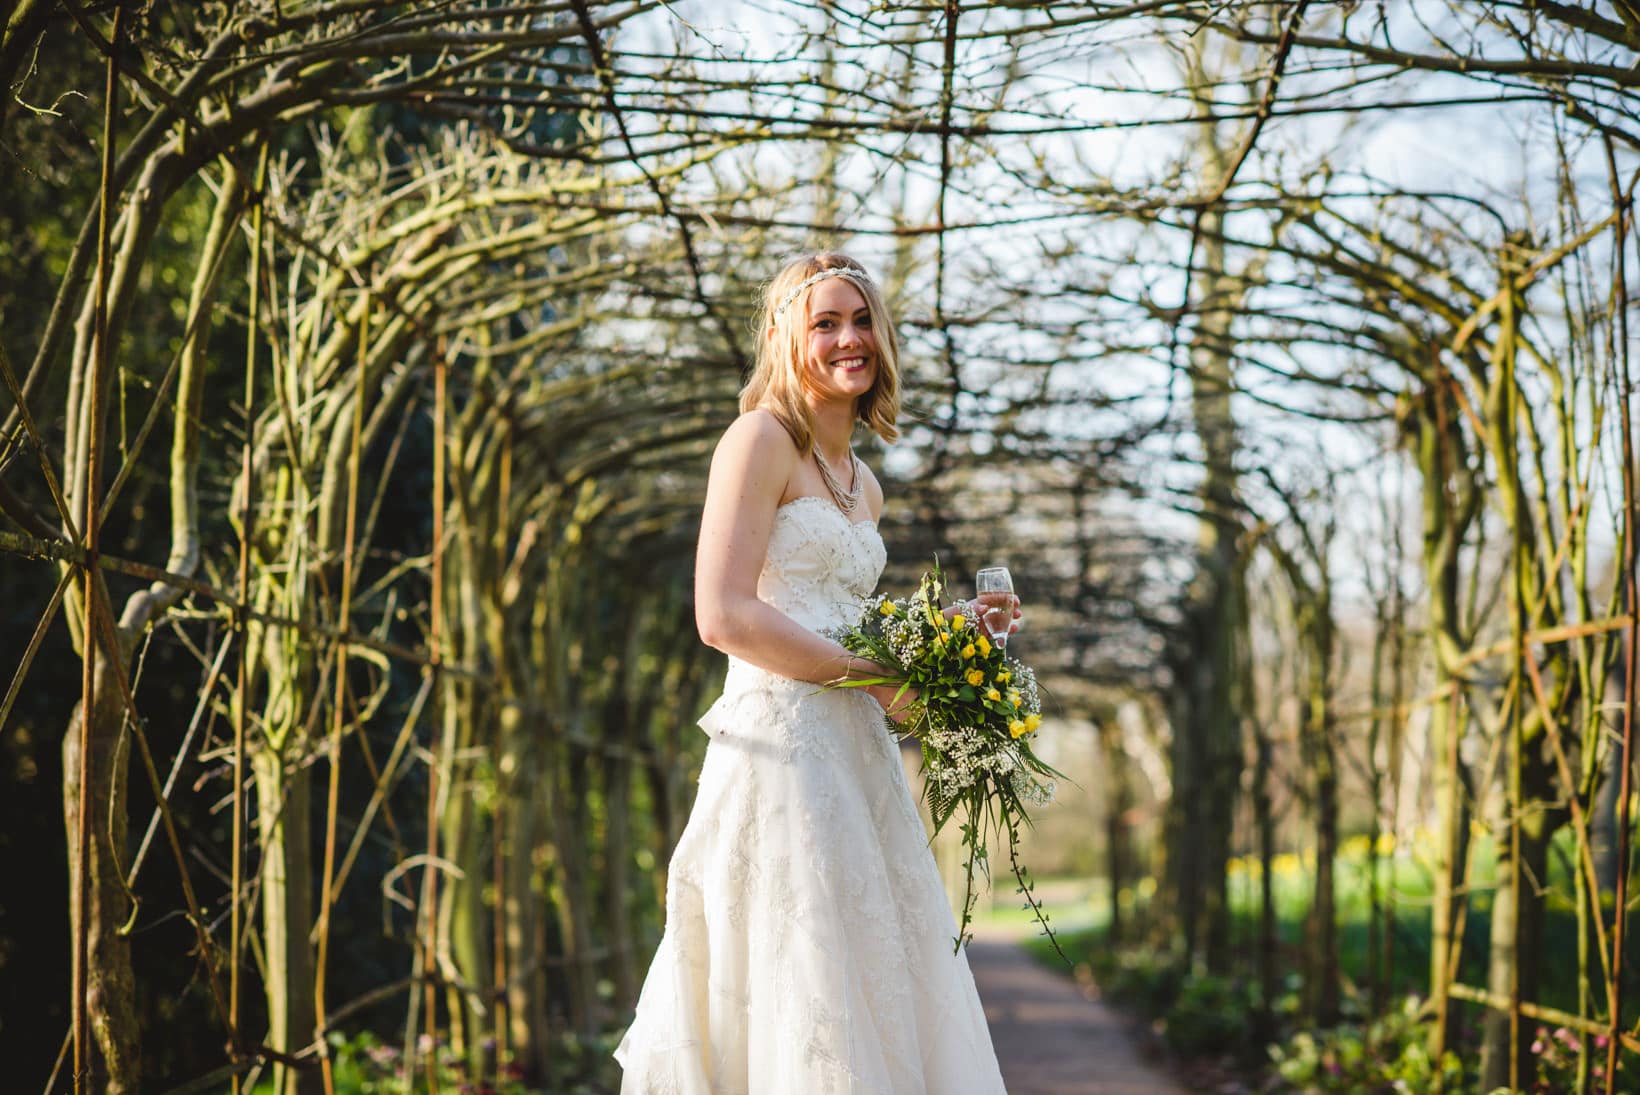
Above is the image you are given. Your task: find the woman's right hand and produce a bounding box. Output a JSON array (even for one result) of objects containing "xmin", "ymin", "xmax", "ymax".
[{"xmin": 866, "ymin": 680, "xmax": 920, "ymax": 725}]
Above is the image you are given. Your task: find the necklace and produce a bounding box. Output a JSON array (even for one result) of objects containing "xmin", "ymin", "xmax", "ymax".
[{"xmin": 814, "ymin": 447, "xmax": 862, "ymax": 515}]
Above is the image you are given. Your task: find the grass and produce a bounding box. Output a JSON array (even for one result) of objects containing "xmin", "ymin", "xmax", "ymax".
[{"xmin": 1000, "ymin": 829, "xmax": 1638, "ymax": 1022}]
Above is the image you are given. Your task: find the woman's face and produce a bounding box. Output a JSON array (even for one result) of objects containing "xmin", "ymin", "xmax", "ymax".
[{"xmin": 802, "ymin": 276, "xmax": 877, "ymax": 406}]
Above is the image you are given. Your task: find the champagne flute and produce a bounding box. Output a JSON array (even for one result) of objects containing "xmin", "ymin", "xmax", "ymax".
[{"xmin": 974, "ymin": 566, "xmax": 1015, "ymax": 648}]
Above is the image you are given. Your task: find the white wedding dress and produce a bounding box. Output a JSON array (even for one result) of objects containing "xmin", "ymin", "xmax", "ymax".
[{"xmin": 615, "ymin": 495, "xmax": 1008, "ymax": 1094}]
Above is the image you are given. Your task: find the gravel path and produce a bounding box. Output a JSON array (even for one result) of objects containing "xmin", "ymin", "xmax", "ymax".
[{"xmin": 968, "ymin": 927, "xmax": 1192, "ymax": 1095}]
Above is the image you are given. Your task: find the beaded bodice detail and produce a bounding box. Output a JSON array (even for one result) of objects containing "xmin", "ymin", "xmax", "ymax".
[{"xmin": 754, "ymin": 495, "xmax": 886, "ymax": 634}]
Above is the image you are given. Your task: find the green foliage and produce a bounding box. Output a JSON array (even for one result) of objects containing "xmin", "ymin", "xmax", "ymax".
[
  {"xmin": 1265, "ymin": 996, "xmax": 1465, "ymax": 1093},
  {"xmin": 1089, "ymin": 947, "xmax": 1186, "ymax": 1018},
  {"xmin": 1074, "ymin": 944, "xmax": 1258, "ymax": 1057},
  {"xmin": 1526, "ymin": 1025, "xmax": 1636, "ymax": 1095},
  {"xmin": 1158, "ymin": 972, "xmax": 1257, "ymax": 1057},
  {"xmin": 254, "ymin": 1030, "xmax": 625, "ymax": 1095}
]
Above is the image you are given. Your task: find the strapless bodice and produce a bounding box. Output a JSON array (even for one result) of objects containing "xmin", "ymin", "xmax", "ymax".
[
  {"xmin": 754, "ymin": 494, "xmax": 886, "ymax": 633},
  {"xmin": 712, "ymin": 495, "xmax": 887, "ymax": 709}
]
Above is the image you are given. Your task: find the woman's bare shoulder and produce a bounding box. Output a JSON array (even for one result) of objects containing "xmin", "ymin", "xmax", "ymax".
[{"xmin": 716, "ymin": 408, "xmax": 800, "ymax": 462}]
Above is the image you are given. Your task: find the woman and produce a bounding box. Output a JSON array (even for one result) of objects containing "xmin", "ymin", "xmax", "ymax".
[{"xmin": 615, "ymin": 253, "xmax": 1014, "ymax": 1093}]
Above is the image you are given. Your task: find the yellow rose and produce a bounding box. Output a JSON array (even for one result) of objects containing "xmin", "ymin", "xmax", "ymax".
[
  {"xmin": 986, "ymin": 687, "xmax": 1002, "ymax": 702},
  {"xmin": 1024, "ymin": 713, "xmax": 1042, "ymax": 733},
  {"xmin": 976, "ymin": 635, "xmax": 991, "ymax": 656},
  {"xmin": 1009, "ymin": 720, "xmax": 1027, "ymax": 739},
  {"xmin": 951, "ymin": 613, "xmax": 966, "ymax": 629},
  {"xmin": 961, "ymin": 643, "xmax": 976, "ymax": 659},
  {"xmin": 996, "ymin": 670, "xmax": 1010, "ymax": 683},
  {"xmin": 1008, "ymin": 689, "xmax": 1022, "ymax": 707},
  {"xmin": 965, "ymin": 669, "xmax": 986, "ymax": 687}
]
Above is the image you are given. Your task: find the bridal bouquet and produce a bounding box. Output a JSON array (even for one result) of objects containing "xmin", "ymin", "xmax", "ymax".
[{"xmin": 830, "ymin": 565, "xmax": 1065, "ymax": 953}]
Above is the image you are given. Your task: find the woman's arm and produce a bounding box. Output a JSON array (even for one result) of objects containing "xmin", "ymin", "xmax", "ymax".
[{"xmin": 694, "ymin": 412, "xmax": 910, "ymax": 715}]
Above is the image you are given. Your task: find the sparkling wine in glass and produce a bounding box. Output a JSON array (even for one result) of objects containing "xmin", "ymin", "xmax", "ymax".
[{"xmin": 975, "ymin": 566, "xmax": 1014, "ymax": 648}]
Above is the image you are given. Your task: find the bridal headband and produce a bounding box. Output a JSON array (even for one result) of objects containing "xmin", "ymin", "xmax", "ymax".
[{"xmin": 772, "ymin": 267, "xmax": 874, "ymax": 320}]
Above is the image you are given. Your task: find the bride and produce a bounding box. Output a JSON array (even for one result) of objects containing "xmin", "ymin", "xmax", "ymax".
[{"xmin": 615, "ymin": 253, "xmax": 1015, "ymax": 1093}]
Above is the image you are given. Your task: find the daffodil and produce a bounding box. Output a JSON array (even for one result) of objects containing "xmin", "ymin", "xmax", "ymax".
[{"xmin": 965, "ymin": 668, "xmax": 986, "ymax": 687}]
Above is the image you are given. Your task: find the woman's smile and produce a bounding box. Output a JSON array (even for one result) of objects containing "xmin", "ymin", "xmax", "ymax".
[{"xmin": 803, "ymin": 275, "xmax": 879, "ymax": 402}]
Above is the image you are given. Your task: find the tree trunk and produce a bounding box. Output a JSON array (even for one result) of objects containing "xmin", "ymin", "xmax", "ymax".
[
  {"xmin": 1252, "ymin": 722, "xmax": 1277, "ymax": 1042},
  {"xmin": 252, "ymin": 749, "xmax": 320, "ymax": 1095},
  {"xmin": 1479, "ymin": 797, "xmax": 1553, "ymax": 1091},
  {"xmin": 62, "ymin": 654, "xmax": 140, "ymax": 1093},
  {"xmin": 1177, "ymin": 200, "xmax": 1248, "ymax": 974},
  {"xmin": 440, "ymin": 668, "xmax": 490, "ymax": 1071},
  {"xmin": 501, "ymin": 720, "xmax": 548, "ymax": 1082},
  {"xmin": 1408, "ymin": 369, "xmax": 1478, "ymax": 1054},
  {"xmin": 1306, "ymin": 719, "xmax": 1339, "ymax": 1025},
  {"xmin": 1099, "ymin": 715, "xmax": 1128, "ymax": 947},
  {"xmin": 1426, "ymin": 671, "xmax": 1471, "ymax": 1053},
  {"xmin": 445, "ymin": 782, "xmax": 490, "ymax": 1070},
  {"xmin": 1592, "ymin": 651, "xmax": 1628, "ymax": 892},
  {"xmin": 552, "ymin": 738, "xmax": 598, "ymax": 1036},
  {"xmin": 603, "ymin": 698, "xmax": 638, "ymax": 1009}
]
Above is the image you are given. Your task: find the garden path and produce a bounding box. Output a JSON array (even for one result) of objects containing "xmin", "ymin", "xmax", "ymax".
[{"xmin": 969, "ymin": 924, "xmax": 1192, "ymax": 1095}]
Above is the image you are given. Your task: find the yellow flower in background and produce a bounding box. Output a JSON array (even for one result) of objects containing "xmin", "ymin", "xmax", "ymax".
[
  {"xmin": 986, "ymin": 687, "xmax": 1002, "ymax": 702},
  {"xmin": 965, "ymin": 669, "xmax": 986, "ymax": 686},
  {"xmin": 976, "ymin": 635, "xmax": 991, "ymax": 656},
  {"xmin": 951, "ymin": 613, "xmax": 967, "ymax": 629},
  {"xmin": 1024, "ymin": 713, "xmax": 1042, "ymax": 733},
  {"xmin": 961, "ymin": 643, "xmax": 976, "ymax": 659},
  {"xmin": 1009, "ymin": 720, "xmax": 1027, "ymax": 738}
]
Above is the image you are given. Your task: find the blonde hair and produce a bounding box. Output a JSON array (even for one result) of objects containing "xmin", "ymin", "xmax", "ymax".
[{"xmin": 740, "ymin": 253, "xmax": 901, "ymax": 451}]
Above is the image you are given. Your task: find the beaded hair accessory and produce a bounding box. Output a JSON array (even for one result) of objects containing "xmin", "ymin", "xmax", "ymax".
[{"xmin": 771, "ymin": 267, "xmax": 872, "ymax": 320}]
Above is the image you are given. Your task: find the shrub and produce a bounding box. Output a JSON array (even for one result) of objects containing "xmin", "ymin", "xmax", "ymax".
[
  {"xmin": 1159, "ymin": 973, "xmax": 1257, "ymax": 1057},
  {"xmin": 308, "ymin": 1029, "xmax": 622, "ymax": 1095},
  {"xmin": 1265, "ymin": 995, "xmax": 1464, "ymax": 1093},
  {"xmin": 1091, "ymin": 948, "xmax": 1186, "ymax": 1017},
  {"xmin": 1528, "ymin": 1024, "xmax": 1632, "ymax": 1095}
]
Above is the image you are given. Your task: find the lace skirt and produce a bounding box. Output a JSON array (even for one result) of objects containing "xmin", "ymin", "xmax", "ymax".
[{"xmin": 614, "ymin": 669, "xmax": 1008, "ymax": 1094}]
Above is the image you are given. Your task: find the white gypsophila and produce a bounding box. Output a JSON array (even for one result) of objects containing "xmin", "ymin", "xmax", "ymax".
[
  {"xmin": 1006, "ymin": 660, "xmax": 1041, "ymax": 714},
  {"xmin": 883, "ymin": 614, "xmax": 928, "ymax": 662},
  {"xmin": 1010, "ymin": 767, "xmax": 1056, "ymax": 806}
]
